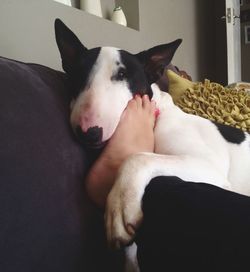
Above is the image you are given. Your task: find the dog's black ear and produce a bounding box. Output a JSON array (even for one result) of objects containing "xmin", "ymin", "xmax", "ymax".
[
  {"xmin": 54, "ymin": 18, "xmax": 87, "ymax": 74},
  {"xmin": 135, "ymin": 39, "xmax": 182, "ymax": 84}
]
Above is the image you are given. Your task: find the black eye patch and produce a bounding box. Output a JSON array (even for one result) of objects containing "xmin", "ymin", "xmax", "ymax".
[{"xmin": 111, "ymin": 67, "xmax": 127, "ymax": 81}]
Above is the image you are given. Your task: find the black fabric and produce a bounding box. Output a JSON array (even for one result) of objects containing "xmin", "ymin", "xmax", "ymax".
[
  {"xmin": 0, "ymin": 57, "xmax": 123, "ymax": 272},
  {"xmin": 136, "ymin": 176, "xmax": 250, "ymax": 272}
]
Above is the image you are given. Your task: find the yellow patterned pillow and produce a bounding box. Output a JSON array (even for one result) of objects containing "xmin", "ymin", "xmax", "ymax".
[
  {"xmin": 166, "ymin": 70, "xmax": 250, "ymax": 132},
  {"xmin": 167, "ymin": 70, "xmax": 195, "ymax": 102}
]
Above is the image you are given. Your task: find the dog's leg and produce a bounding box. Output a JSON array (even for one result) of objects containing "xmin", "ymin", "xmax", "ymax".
[
  {"xmin": 124, "ymin": 243, "xmax": 139, "ymax": 272},
  {"xmin": 105, "ymin": 152, "xmax": 230, "ymax": 248}
]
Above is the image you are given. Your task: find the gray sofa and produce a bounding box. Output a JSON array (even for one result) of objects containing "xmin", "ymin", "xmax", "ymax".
[{"xmin": 0, "ymin": 57, "xmax": 124, "ymax": 272}]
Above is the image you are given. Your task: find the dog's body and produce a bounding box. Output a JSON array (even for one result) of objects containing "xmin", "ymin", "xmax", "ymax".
[
  {"xmin": 106, "ymin": 85, "xmax": 250, "ymax": 248},
  {"xmin": 54, "ymin": 19, "xmax": 250, "ymax": 271}
]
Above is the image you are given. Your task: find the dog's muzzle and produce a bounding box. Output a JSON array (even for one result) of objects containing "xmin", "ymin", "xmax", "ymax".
[{"xmin": 76, "ymin": 125, "xmax": 104, "ymax": 148}]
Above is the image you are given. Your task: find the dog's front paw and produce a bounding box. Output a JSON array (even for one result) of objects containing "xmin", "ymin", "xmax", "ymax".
[{"xmin": 105, "ymin": 173, "xmax": 144, "ymax": 249}]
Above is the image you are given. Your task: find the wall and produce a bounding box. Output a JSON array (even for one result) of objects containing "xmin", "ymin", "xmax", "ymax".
[{"xmin": 0, "ymin": 0, "xmax": 216, "ymax": 81}]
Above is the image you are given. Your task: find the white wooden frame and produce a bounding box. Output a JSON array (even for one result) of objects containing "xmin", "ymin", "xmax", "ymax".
[{"xmin": 225, "ymin": 0, "xmax": 242, "ymax": 84}]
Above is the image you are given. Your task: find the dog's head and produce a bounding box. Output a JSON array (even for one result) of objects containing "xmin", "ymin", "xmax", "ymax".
[{"xmin": 55, "ymin": 19, "xmax": 181, "ymax": 148}]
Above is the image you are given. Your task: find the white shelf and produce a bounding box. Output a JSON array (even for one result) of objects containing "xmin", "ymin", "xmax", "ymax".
[{"xmin": 54, "ymin": 0, "xmax": 140, "ymax": 31}]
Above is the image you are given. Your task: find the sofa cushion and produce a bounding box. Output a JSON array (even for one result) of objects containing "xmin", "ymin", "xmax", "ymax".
[
  {"xmin": 0, "ymin": 57, "xmax": 123, "ymax": 272},
  {"xmin": 167, "ymin": 70, "xmax": 250, "ymax": 132}
]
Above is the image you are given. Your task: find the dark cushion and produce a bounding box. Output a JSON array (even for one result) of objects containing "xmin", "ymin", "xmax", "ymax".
[
  {"xmin": 136, "ymin": 176, "xmax": 250, "ymax": 272},
  {"xmin": 0, "ymin": 57, "xmax": 123, "ymax": 272}
]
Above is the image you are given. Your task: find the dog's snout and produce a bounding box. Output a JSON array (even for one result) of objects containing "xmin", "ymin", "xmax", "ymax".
[
  {"xmin": 76, "ymin": 126, "xmax": 103, "ymax": 146},
  {"xmin": 85, "ymin": 126, "xmax": 103, "ymax": 143}
]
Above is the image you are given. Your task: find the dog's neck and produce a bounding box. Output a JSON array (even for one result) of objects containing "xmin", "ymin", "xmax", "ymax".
[{"xmin": 151, "ymin": 83, "xmax": 178, "ymax": 114}]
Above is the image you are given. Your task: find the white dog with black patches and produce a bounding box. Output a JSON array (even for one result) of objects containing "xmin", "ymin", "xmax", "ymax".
[{"xmin": 55, "ymin": 19, "xmax": 250, "ymax": 271}]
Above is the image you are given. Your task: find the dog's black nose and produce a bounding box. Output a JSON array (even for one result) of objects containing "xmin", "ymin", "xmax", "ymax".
[{"xmin": 76, "ymin": 126, "xmax": 103, "ymax": 146}]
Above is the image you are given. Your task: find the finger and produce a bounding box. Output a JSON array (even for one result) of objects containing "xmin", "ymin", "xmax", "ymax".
[
  {"xmin": 142, "ymin": 94, "xmax": 151, "ymax": 110},
  {"xmin": 134, "ymin": 94, "xmax": 142, "ymax": 108},
  {"xmin": 126, "ymin": 98, "xmax": 137, "ymax": 112}
]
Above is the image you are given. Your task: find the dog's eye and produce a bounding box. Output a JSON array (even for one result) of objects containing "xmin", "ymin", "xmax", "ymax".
[{"xmin": 117, "ymin": 68, "xmax": 127, "ymax": 81}]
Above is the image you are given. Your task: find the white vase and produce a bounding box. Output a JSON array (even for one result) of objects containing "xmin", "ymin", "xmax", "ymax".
[
  {"xmin": 54, "ymin": 0, "xmax": 72, "ymax": 6},
  {"xmin": 111, "ymin": 6, "xmax": 127, "ymax": 26},
  {"xmin": 80, "ymin": 0, "xmax": 103, "ymax": 17}
]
